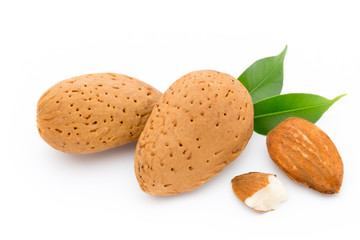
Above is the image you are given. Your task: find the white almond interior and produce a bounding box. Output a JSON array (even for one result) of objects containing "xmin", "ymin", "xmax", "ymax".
[{"xmin": 245, "ymin": 175, "xmax": 287, "ymax": 212}]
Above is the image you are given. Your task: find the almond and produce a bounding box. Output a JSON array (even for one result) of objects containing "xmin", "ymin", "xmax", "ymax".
[
  {"xmin": 231, "ymin": 172, "xmax": 287, "ymax": 212},
  {"xmin": 37, "ymin": 73, "xmax": 161, "ymax": 154},
  {"xmin": 267, "ymin": 117, "xmax": 343, "ymax": 194},
  {"xmin": 135, "ymin": 70, "xmax": 253, "ymax": 195}
]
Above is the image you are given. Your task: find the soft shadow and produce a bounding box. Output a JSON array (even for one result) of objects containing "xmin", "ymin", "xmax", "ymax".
[
  {"xmin": 229, "ymin": 191, "xmax": 266, "ymax": 215},
  {"xmin": 286, "ymin": 177, "xmax": 343, "ymax": 199},
  {"xmin": 141, "ymin": 161, "xmax": 244, "ymax": 202},
  {"xmin": 139, "ymin": 142, "xmax": 256, "ymax": 201},
  {"xmin": 136, "ymin": 177, "xmax": 217, "ymax": 202},
  {"xmin": 54, "ymin": 141, "xmax": 137, "ymax": 164}
]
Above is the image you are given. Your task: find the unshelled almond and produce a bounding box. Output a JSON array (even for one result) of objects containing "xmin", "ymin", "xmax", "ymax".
[
  {"xmin": 266, "ymin": 117, "xmax": 343, "ymax": 194},
  {"xmin": 231, "ymin": 172, "xmax": 287, "ymax": 212}
]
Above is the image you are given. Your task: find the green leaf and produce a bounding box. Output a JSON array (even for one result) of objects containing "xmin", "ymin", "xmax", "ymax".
[
  {"xmin": 238, "ymin": 45, "xmax": 287, "ymax": 103},
  {"xmin": 253, "ymin": 93, "xmax": 346, "ymax": 135}
]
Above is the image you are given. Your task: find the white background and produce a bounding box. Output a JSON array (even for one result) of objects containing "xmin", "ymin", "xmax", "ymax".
[{"xmin": 1, "ymin": 1, "xmax": 359, "ymax": 239}]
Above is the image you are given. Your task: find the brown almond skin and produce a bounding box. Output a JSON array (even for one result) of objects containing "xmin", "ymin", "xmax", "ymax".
[
  {"xmin": 232, "ymin": 172, "xmax": 272, "ymax": 202},
  {"xmin": 267, "ymin": 117, "xmax": 343, "ymax": 194},
  {"xmin": 135, "ymin": 70, "xmax": 254, "ymax": 195},
  {"xmin": 37, "ymin": 73, "xmax": 161, "ymax": 154},
  {"xmin": 232, "ymin": 172, "xmax": 274, "ymax": 213}
]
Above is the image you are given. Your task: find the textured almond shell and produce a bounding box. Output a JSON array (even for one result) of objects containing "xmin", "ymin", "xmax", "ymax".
[
  {"xmin": 267, "ymin": 117, "xmax": 343, "ymax": 194},
  {"xmin": 135, "ymin": 70, "xmax": 254, "ymax": 195},
  {"xmin": 37, "ymin": 73, "xmax": 161, "ymax": 154}
]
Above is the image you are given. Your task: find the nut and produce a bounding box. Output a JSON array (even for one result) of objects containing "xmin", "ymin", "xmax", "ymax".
[
  {"xmin": 232, "ymin": 172, "xmax": 287, "ymax": 212},
  {"xmin": 267, "ymin": 117, "xmax": 343, "ymax": 194},
  {"xmin": 37, "ymin": 73, "xmax": 161, "ymax": 154},
  {"xmin": 135, "ymin": 70, "xmax": 254, "ymax": 195}
]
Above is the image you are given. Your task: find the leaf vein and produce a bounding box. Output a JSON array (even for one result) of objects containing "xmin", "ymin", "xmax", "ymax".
[
  {"xmin": 254, "ymin": 102, "xmax": 333, "ymax": 119},
  {"xmin": 249, "ymin": 59, "xmax": 282, "ymax": 95}
]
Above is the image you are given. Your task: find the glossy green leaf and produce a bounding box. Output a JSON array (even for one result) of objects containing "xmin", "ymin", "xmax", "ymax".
[
  {"xmin": 253, "ymin": 93, "xmax": 346, "ymax": 135},
  {"xmin": 238, "ymin": 46, "xmax": 287, "ymax": 103}
]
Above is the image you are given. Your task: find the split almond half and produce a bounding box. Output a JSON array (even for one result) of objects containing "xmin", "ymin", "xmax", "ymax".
[
  {"xmin": 267, "ymin": 117, "xmax": 343, "ymax": 194},
  {"xmin": 231, "ymin": 172, "xmax": 287, "ymax": 212}
]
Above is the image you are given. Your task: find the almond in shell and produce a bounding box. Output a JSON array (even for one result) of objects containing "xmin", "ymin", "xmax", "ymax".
[
  {"xmin": 135, "ymin": 70, "xmax": 254, "ymax": 195},
  {"xmin": 37, "ymin": 73, "xmax": 161, "ymax": 154}
]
